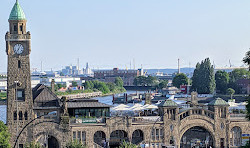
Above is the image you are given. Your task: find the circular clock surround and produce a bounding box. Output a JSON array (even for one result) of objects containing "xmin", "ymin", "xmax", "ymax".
[{"xmin": 13, "ymin": 44, "xmax": 24, "ymax": 54}]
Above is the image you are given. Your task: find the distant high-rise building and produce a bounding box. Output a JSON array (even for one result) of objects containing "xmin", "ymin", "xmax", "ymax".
[{"xmin": 84, "ymin": 62, "xmax": 93, "ymax": 76}]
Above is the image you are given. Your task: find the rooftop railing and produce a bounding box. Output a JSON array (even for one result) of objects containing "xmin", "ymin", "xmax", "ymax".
[
  {"xmin": 179, "ymin": 108, "xmax": 214, "ymax": 120},
  {"xmin": 70, "ymin": 117, "xmax": 106, "ymax": 124}
]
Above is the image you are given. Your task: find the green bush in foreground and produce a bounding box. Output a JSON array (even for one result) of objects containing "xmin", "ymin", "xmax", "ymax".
[
  {"xmin": 119, "ymin": 141, "xmax": 137, "ymax": 148},
  {"xmin": 25, "ymin": 141, "xmax": 42, "ymax": 148},
  {"xmin": 0, "ymin": 121, "xmax": 11, "ymax": 148},
  {"xmin": 66, "ymin": 140, "xmax": 87, "ymax": 148}
]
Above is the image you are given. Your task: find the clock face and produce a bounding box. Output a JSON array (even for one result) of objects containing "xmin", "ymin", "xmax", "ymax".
[{"xmin": 13, "ymin": 44, "xmax": 24, "ymax": 54}]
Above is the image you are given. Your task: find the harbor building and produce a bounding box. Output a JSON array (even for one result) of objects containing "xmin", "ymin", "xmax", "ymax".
[
  {"xmin": 4, "ymin": 1, "xmax": 250, "ymax": 148},
  {"xmin": 94, "ymin": 68, "xmax": 144, "ymax": 86}
]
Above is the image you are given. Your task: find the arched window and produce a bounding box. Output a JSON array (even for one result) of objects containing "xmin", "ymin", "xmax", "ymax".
[
  {"xmin": 24, "ymin": 112, "xmax": 28, "ymax": 120},
  {"xmin": 14, "ymin": 111, "xmax": 17, "ymax": 120},
  {"xmin": 230, "ymin": 127, "xmax": 242, "ymax": 146},
  {"xmin": 19, "ymin": 111, "xmax": 23, "ymax": 120}
]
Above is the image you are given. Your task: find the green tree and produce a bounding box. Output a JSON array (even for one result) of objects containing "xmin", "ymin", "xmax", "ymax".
[
  {"xmin": 107, "ymin": 82, "xmax": 116, "ymax": 91},
  {"xmin": 84, "ymin": 81, "xmax": 92, "ymax": 89},
  {"xmin": 227, "ymin": 88, "xmax": 235, "ymax": 99},
  {"xmin": 0, "ymin": 121, "xmax": 11, "ymax": 148},
  {"xmin": 158, "ymin": 80, "xmax": 168, "ymax": 89},
  {"xmin": 215, "ymin": 70, "xmax": 229, "ymax": 94},
  {"xmin": 72, "ymin": 81, "xmax": 78, "ymax": 87},
  {"xmin": 95, "ymin": 81, "xmax": 110, "ymax": 94},
  {"xmin": 119, "ymin": 141, "xmax": 137, "ymax": 148},
  {"xmin": 191, "ymin": 58, "xmax": 215, "ymax": 94},
  {"xmin": 146, "ymin": 75, "xmax": 157, "ymax": 86},
  {"xmin": 25, "ymin": 141, "xmax": 42, "ymax": 148},
  {"xmin": 172, "ymin": 73, "xmax": 188, "ymax": 88},
  {"xmin": 66, "ymin": 140, "xmax": 86, "ymax": 148},
  {"xmin": 133, "ymin": 76, "xmax": 158, "ymax": 86},
  {"xmin": 115, "ymin": 77, "xmax": 124, "ymax": 87},
  {"xmin": 243, "ymin": 50, "xmax": 250, "ymax": 70},
  {"xmin": 228, "ymin": 69, "xmax": 250, "ymax": 93}
]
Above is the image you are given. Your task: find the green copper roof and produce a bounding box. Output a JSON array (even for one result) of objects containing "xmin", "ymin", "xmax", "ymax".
[
  {"xmin": 9, "ymin": 1, "xmax": 26, "ymax": 20},
  {"xmin": 158, "ymin": 100, "xmax": 178, "ymax": 107},
  {"xmin": 208, "ymin": 98, "xmax": 229, "ymax": 106}
]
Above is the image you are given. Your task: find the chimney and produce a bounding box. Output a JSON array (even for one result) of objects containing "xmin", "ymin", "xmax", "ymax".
[
  {"xmin": 178, "ymin": 59, "xmax": 180, "ymax": 74},
  {"xmin": 51, "ymin": 79, "xmax": 55, "ymax": 93}
]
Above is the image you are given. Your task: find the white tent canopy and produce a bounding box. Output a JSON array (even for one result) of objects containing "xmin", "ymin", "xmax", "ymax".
[{"xmin": 144, "ymin": 104, "xmax": 158, "ymax": 110}]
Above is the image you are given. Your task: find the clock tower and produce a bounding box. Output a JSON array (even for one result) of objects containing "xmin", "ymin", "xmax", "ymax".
[{"xmin": 6, "ymin": 0, "xmax": 34, "ymax": 147}]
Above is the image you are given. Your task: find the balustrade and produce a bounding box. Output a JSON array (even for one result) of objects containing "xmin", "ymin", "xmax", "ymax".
[{"xmin": 179, "ymin": 109, "xmax": 214, "ymax": 120}]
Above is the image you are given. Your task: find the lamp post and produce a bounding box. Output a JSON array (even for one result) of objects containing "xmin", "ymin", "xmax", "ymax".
[
  {"xmin": 14, "ymin": 81, "xmax": 19, "ymax": 148},
  {"xmin": 13, "ymin": 111, "xmax": 57, "ymax": 148}
]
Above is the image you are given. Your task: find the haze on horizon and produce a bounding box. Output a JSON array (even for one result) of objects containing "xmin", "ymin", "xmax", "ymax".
[{"xmin": 0, "ymin": 0, "xmax": 249, "ymax": 72}]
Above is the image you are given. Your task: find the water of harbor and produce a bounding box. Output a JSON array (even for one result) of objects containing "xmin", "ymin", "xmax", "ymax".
[{"xmin": 0, "ymin": 90, "xmax": 144, "ymax": 124}]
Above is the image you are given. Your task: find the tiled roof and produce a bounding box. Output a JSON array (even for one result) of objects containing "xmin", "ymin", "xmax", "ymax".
[
  {"xmin": 158, "ymin": 99, "xmax": 178, "ymax": 107},
  {"xmin": 208, "ymin": 98, "xmax": 229, "ymax": 106}
]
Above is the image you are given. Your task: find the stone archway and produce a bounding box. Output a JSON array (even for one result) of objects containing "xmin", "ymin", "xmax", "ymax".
[
  {"xmin": 110, "ymin": 130, "xmax": 128, "ymax": 148},
  {"xmin": 36, "ymin": 134, "xmax": 59, "ymax": 148},
  {"xmin": 180, "ymin": 126, "xmax": 214, "ymax": 148},
  {"xmin": 132, "ymin": 129, "xmax": 144, "ymax": 144},
  {"xmin": 93, "ymin": 131, "xmax": 106, "ymax": 147}
]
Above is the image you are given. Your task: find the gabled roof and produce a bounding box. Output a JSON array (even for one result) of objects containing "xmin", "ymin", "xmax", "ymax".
[
  {"xmin": 33, "ymin": 84, "xmax": 60, "ymax": 108},
  {"xmin": 67, "ymin": 98, "xmax": 112, "ymax": 108},
  {"xmin": 208, "ymin": 98, "xmax": 229, "ymax": 106},
  {"xmin": 9, "ymin": 1, "xmax": 26, "ymax": 21},
  {"xmin": 158, "ymin": 99, "xmax": 178, "ymax": 107}
]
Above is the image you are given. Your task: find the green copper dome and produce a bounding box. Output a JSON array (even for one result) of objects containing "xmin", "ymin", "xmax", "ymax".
[
  {"xmin": 208, "ymin": 98, "xmax": 229, "ymax": 106},
  {"xmin": 9, "ymin": 1, "xmax": 26, "ymax": 20},
  {"xmin": 158, "ymin": 100, "xmax": 178, "ymax": 107}
]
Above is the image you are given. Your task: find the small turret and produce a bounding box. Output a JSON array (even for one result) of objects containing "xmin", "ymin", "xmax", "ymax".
[{"xmin": 8, "ymin": 0, "xmax": 27, "ymax": 34}]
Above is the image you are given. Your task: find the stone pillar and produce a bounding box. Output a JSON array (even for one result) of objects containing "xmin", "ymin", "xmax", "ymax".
[{"xmin": 51, "ymin": 79, "xmax": 55, "ymax": 93}]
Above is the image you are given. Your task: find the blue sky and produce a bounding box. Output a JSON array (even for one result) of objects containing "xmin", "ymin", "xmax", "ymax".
[{"xmin": 0, "ymin": 0, "xmax": 250, "ymax": 72}]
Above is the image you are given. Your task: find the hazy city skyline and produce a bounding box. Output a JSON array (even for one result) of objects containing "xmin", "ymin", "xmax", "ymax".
[{"xmin": 0, "ymin": 0, "xmax": 249, "ymax": 72}]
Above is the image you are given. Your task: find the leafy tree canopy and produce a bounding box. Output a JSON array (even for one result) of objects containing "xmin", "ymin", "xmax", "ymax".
[
  {"xmin": 243, "ymin": 49, "xmax": 250, "ymax": 70},
  {"xmin": 133, "ymin": 76, "xmax": 158, "ymax": 86},
  {"xmin": 215, "ymin": 70, "xmax": 229, "ymax": 94},
  {"xmin": 227, "ymin": 88, "xmax": 235, "ymax": 99},
  {"xmin": 72, "ymin": 81, "xmax": 78, "ymax": 87},
  {"xmin": 158, "ymin": 80, "xmax": 168, "ymax": 89},
  {"xmin": 115, "ymin": 77, "xmax": 124, "ymax": 87},
  {"xmin": 191, "ymin": 58, "xmax": 215, "ymax": 94},
  {"xmin": 172, "ymin": 73, "xmax": 188, "ymax": 88},
  {"xmin": 0, "ymin": 121, "xmax": 11, "ymax": 148}
]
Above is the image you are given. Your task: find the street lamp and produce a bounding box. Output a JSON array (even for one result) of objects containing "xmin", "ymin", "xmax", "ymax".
[
  {"xmin": 13, "ymin": 111, "xmax": 58, "ymax": 148},
  {"xmin": 14, "ymin": 81, "xmax": 20, "ymax": 148}
]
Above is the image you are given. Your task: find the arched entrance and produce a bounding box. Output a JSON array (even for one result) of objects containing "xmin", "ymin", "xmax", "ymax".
[
  {"xmin": 48, "ymin": 136, "xmax": 59, "ymax": 148},
  {"xmin": 94, "ymin": 131, "xmax": 106, "ymax": 147},
  {"xmin": 110, "ymin": 130, "xmax": 128, "ymax": 148},
  {"xmin": 132, "ymin": 129, "xmax": 144, "ymax": 144},
  {"xmin": 230, "ymin": 126, "xmax": 242, "ymax": 147},
  {"xmin": 180, "ymin": 126, "xmax": 214, "ymax": 148},
  {"xmin": 36, "ymin": 135, "xmax": 59, "ymax": 148}
]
